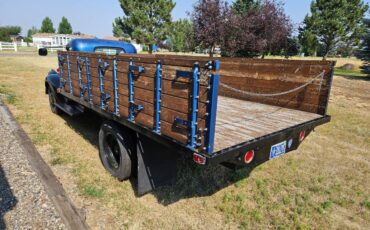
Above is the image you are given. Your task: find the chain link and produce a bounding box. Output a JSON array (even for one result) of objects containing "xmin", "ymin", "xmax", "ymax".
[{"xmin": 219, "ymin": 71, "xmax": 326, "ymax": 97}]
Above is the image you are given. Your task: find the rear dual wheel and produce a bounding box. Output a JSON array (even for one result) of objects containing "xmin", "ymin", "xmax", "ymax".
[{"xmin": 98, "ymin": 121, "xmax": 136, "ymax": 180}]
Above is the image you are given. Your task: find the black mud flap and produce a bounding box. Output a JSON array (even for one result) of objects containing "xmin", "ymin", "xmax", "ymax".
[{"xmin": 136, "ymin": 134, "xmax": 178, "ymax": 196}]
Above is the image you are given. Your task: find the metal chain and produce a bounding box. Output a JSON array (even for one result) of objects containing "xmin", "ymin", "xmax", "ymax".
[{"xmin": 219, "ymin": 70, "xmax": 326, "ymax": 97}]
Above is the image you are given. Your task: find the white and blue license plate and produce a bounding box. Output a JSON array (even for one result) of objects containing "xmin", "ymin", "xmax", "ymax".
[{"xmin": 269, "ymin": 141, "xmax": 287, "ymax": 160}]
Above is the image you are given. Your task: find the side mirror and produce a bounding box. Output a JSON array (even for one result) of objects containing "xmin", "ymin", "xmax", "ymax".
[{"xmin": 38, "ymin": 48, "xmax": 48, "ymax": 56}]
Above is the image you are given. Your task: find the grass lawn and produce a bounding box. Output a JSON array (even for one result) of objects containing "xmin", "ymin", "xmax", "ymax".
[{"xmin": 0, "ymin": 54, "xmax": 369, "ymax": 229}]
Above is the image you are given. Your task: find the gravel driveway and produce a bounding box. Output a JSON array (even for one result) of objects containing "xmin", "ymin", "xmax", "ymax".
[{"xmin": 0, "ymin": 101, "xmax": 66, "ymax": 229}]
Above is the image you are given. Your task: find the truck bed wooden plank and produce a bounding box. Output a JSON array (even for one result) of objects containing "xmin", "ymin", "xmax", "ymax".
[{"xmin": 213, "ymin": 96, "xmax": 322, "ymax": 152}]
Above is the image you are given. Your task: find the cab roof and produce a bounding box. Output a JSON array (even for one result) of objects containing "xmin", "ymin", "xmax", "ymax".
[{"xmin": 68, "ymin": 38, "xmax": 137, "ymax": 53}]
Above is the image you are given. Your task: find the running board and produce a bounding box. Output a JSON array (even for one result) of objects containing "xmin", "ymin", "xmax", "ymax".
[{"xmin": 55, "ymin": 103, "xmax": 84, "ymax": 117}]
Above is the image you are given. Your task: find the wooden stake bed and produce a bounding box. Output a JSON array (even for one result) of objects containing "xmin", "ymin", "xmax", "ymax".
[
  {"xmin": 56, "ymin": 51, "xmax": 335, "ymax": 155},
  {"xmin": 214, "ymin": 96, "xmax": 322, "ymax": 152}
]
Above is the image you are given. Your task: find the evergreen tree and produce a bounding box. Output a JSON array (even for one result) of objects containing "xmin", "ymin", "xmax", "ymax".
[
  {"xmin": 298, "ymin": 14, "xmax": 318, "ymax": 56},
  {"xmin": 232, "ymin": 0, "xmax": 260, "ymax": 15},
  {"xmin": 356, "ymin": 19, "xmax": 370, "ymax": 75},
  {"xmin": 114, "ymin": 0, "xmax": 175, "ymax": 53},
  {"xmin": 58, "ymin": 17, "xmax": 72, "ymax": 34},
  {"xmin": 299, "ymin": 0, "xmax": 368, "ymax": 59},
  {"xmin": 40, "ymin": 17, "xmax": 55, "ymax": 33},
  {"xmin": 27, "ymin": 26, "xmax": 39, "ymax": 38}
]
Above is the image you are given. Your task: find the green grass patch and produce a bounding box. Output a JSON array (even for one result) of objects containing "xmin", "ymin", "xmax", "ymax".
[
  {"xmin": 334, "ymin": 68, "xmax": 368, "ymax": 77},
  {"xmin": 82, "ymin": 184, "xmax": 106, "ymax": 198},
  {"xmin": 50, "ymin": 157, "xmax": 65, "ymax": 166}
]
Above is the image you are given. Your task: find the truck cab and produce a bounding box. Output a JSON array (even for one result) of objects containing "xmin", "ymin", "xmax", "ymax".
[{"xmin": 39, "ymin": 38, "xmax": 137, "ymax": 56}]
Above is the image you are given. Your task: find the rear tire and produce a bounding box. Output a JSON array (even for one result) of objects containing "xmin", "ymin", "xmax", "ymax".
[
  {"xmin": 48, "ymin": 87, "xmax": 62, "ymax": 115},
  {"xmin": 98, "ymin": 121, "xmax": 135, "ymax": 180}
]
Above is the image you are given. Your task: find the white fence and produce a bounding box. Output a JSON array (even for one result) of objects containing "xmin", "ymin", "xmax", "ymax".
[
  {"xmin": 0, "ymin": 42, "xmax": 17, "ymax": 52},
  {"xmin": 36, "ymin": 44, "xmax": 64, "ymax": 52}
]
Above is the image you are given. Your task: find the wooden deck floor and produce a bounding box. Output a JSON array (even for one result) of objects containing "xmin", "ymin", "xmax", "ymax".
[{"xmin": 214, "ymin": 96, "xmax": 322, "ymax": 152}]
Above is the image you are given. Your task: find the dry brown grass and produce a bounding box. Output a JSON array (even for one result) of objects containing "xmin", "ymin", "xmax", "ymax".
[{"xmin": 0, "ymin": 54, "xmax": 369, "ymax": 229}]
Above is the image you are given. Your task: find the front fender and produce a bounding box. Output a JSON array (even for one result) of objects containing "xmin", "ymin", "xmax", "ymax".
[{"xmin": 45, "ymin": 70, "xmax": 60, "ymax": 94}]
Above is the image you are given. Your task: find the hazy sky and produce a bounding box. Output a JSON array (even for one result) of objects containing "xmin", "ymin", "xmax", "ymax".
[{"xmin": 0, "ymin": 0, "xmax": 369, "ymax": 37}]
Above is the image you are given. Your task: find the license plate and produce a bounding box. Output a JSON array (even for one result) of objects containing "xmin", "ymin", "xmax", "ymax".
[{"xmin": 269, "ymin": 141, "xmax": 287, "ymax": 160}]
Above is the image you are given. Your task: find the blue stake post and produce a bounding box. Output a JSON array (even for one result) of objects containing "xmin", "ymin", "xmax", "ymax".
[
  {"xmin": 98, "ymin": 58, "xmax": 105, "ymax": 110},
  {"xmin": 153, "ymin": 60, "xmax": 162, "ymax": 134},
  {"xmin": 128, "ymin": 59, "xmax": 134, "ymax": 121},
  {"xmin": 77, "ymin": 57, "xmax": 84, "ymax": 99},
  {"xmin": 204, "ymin": 60, "xmax": 220, "ymax": 154},
  {"xmin": 127, "ymin": 59, "xmax": 144, "ymax": 122},
  {"xmin": 189, "ymin": 63, "xmax": 200, "ymax": 149},
  {"xmin": 113, "ymin": 59, "xmax": 119, "ymax": 116},
  {"xmin": 85, "ymin": 57, "xmax": 92, "ymax": 104},
  {"xmin": 66, "ymin": 54, "xmax": 72, "ymax": 95},
  {"xmin": 58, "ymin": 54, "xmax": 65, "ymax": 89},
  {"xmin": 174, "ymin": 63, "xmax": 200, "ymax": 149}
]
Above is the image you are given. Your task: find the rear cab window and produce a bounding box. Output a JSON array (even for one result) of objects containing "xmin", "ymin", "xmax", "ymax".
[{"xmin": 94, "ymin": 47, "xmax": 125, "ymax": 55}]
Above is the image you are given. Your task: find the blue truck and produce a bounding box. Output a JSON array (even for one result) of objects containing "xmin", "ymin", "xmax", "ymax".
[{"xmin": 40, "ymin": 39, "xmax": 334, "ymax": 195}]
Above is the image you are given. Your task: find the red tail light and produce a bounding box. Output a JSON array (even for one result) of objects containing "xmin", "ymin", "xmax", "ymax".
[
  {"xmin": 299, "ymin": 131, "xmax": 306, "ymax": 142},
  {"xmin": 244, "ymin": 150, "xmax": 255, "ymax": 164},
  {"xmin": 193, "ymin": 153, "xmax": 206, "ymax": 165}
]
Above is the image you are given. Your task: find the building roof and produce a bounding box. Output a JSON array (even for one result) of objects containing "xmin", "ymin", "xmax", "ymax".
[{"xmin": 32, "ymin": 33, "xmax": 96, "ymax": 39}]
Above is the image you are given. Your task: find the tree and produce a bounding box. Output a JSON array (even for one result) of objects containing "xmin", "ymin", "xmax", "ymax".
[
  {"xmin": 283, "ymin": 37, "xmax": 300, "ymax": 58},
  {"xmin": 222, "ymin": 0, "xmax": 292, "ymax": 57},
  {"xmin": 191, "ymin": 0, "xmax": 229, "ymax": 57},
  {"xmin": 27, "ymin": 26, "xmax": 39, "ymax": 38},
  {"xmin": 356, "ymin": 19, "xmax": 370, "ymax": 75},
  {"xmin": 300, "ymin": 0, "xmax": 368, "ymax": 59},
  {"xmin": 41, "ymin": 17, "xmax": 55, "ymax": 33},
  {"xmin": 58, "ymin": 17, "xmax": 72, "ymax": 34},
  {"xmin": 0, "ymin": 26, "xmax": 21, "ymax": 42},
  {"xmin": 114, "ymin": 0, "xmax": 175, "ymax": 53},
  {"xmin": 232, "ymin": 0, "xmax": 260, "ymax": 15},
  {"xmin": 168, "ymin": 19, "xmax": 195, "ymax": 52},
  {"xmin": 298, "ymin": 15, "xmax": 319, "ymax": 56}
]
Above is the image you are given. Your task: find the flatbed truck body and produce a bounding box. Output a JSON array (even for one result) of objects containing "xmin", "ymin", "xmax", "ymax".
[{"xmin": 42, "ymin": 39, "xmax": 334, "ymax": 195}]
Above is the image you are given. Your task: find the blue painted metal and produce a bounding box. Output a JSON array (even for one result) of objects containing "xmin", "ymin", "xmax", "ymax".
[
  {"xmin": 204, "ymin": 62, "xmax": 220, "ymax": 154},
  {"xmin": 98, "ymin": 59, "xmax": 111, "ymax": 110},
  {"xmin": 128, "ymin": 59, "xmax": 145, "ymax": 122},
  {"xmin": 175, "ymin": 63, "xmax": 200, "ymax": 149},
  {"xmin": 174, "ymin": 117, "xmax": 190, "ymax": 127},
  {"xmin": 57, "ymin": 54, "xmax": 65, "ymax": 89},
  {"xmin": 153, "ymin": 60, "xmax": 162, "ymax": 134},
  {"xmin": 112, "ymin": 59, "xmax": 119, "ymax": 116},
  {"xmin": 66, "ymin": 53, "xmax": 72, "ymax": 95},
  {"xmin": 77, "ymin": 57, "xmax": 85, "ymax": 99},
  {"xmin": 176, "ymin": 70, "xmax": 192, "ymax": 78},
  {"xmin": 68, "ymin": 39, "xmax": 137, "ymax": 54},
  {"xmin": 189, "ymin": 63, "xmax": 200, "ymax": 149},
  {"xmin": 85, "ymin": 57, "xmax": 93, "ymax": 104}
]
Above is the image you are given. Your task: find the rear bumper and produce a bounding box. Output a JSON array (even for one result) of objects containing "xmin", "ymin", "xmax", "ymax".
[{"xmin": 202, "ymin": 115, "xmax": 331, "ymax": 166}]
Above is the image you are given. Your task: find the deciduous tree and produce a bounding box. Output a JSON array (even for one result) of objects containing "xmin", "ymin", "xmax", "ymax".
[
  {"xmin": 0, "ymin": 26, "xmax": 21, "ymax": 42},
  {"xmin": 191, "ymin": 0, "xmax": 229, "ymax": 57},
  {"xmin": 168, "ymin": 19, "xmax": 195, "ymax": 52}
]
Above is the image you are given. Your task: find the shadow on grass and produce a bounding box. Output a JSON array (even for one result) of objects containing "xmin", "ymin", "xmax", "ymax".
[
  {"xmin": 59, "ymin": 110, "xmax": 254, "ymax": 205},
  {"xmin": 335, "ymin": 74, "xmax": 370, "ymax": 81}
]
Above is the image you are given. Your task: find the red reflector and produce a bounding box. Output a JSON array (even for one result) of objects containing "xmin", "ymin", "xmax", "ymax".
[
  {"xmin": 56, "ymin": 67, "xmax": 60, "ymax": 73},
  {"xmin": 299, "ymin": 131, "xmax": 306, "ymax": 142},
  {"xmin": 244, "ymin": 150, "xmax": 255, "ymax": 164},
  {"xmin": 193, "ymin": 153, "xmax": 206, "ymax": 165}
]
